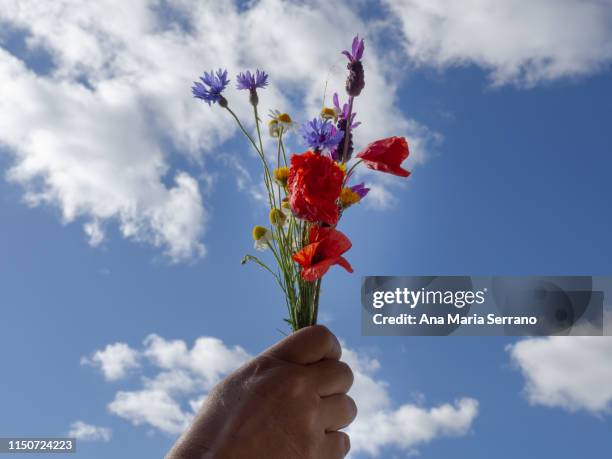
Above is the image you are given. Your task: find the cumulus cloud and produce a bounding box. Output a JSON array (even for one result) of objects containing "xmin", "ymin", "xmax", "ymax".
[
  {"xmin": 508, "ymin": 334, "xmax": 612, "ymax": 414},
  {"xmin": 108, "ymin": 389, "xmax": 192, "ymax": 434},
  {"xmin": 342, "ymin": 346, "xmax": 478, "ymax": 456},
  {"xmin": 102, "ymin": 334, "xmax": 250, "ymax": 434},
  {"xmin": 385, "ymin": 0, "xmax": 612, "ymax": 86},
  {"xmin": 0, "ymin": 0, "xmax": 436, "ymax": 260},
  {"xmin": 83, "ymin": 334, "xmax": 477, "ymax": 456},
  {"xmin": 81, "ymin": 342, "xmax": 140, "ymax": 381},
  {"xmin": 67, "ymin": 421, "xmax": 111, "ymax": 442}
]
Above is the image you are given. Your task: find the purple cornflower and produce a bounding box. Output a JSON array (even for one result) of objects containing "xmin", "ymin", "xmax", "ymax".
[
  {"xmin": 300, "ymin": 118, "xmax": 344, "ymax": 151},
  {"xmin": 350, "ymin": 182, "xmax": 370, "ymax": 199},
  {"xmin": 342, "ymin": 35, "xmax": 365, "ymax": 63},
  {"xmin": 237, "ymin": 69, "xmax": 269, "ymax": 106},
  {"xmin": 236, "ymin": 70, "xmax": 269, "ymax": 91},
  {"xmin": 192, "ymin": 69, "xmax": 230, "ymax": 107}
]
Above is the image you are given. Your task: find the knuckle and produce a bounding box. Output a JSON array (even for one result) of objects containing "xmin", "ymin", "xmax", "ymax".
[
  {"xmin": 309, "ymin": 325, "xmax": 339, "ymax": 350},
  {"xmin": 336, "ymin": 361, "xmax": 354, "ymax": 388},
  {"xmin": 329, "ymin": 432, "xmax": 351, "ymax": 457},
  {"xmin": 344, "ymin": 395, "xmax": 358, "ymax": 420},
  {"xmin": 309, "ymin": 324, "xmax": 333, "ymax": 342},
  {"xmin": 340, "ymin": 432, "xmax": 351, "ymax": 454}
]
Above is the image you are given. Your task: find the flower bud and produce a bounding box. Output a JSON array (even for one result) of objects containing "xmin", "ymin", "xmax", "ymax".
[
  {"xmin": 269, "ymin": 208, "xmax": 287, "ymax": 227},
  {"xmin": 249, "ymin": 88, "xmax": 259, "ymax": 107},
  {"xmin": 273, "ymin": 166, "xmax": 290, "ymax": 186}
]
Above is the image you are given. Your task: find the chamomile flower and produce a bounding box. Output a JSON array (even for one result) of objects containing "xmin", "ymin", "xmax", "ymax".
[
  {"xmin": 268, "ymin": 109, "xmax": 296, "ymax": 137},
  {"xmin": 269, "ymin": 208, "xmax": 287, "ymax": 227},
  {"xmin": 320, "ymin": 106, "xmax": 337, "ymax": 122},
  {"xmin": 252, "ymin": 225, "xmax": 273, "ymax": 250}
]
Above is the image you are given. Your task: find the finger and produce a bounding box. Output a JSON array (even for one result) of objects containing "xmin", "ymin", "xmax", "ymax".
[
  {"xmin": 310, "ymin": 359, "xmax": 354, "ymax": 396},
  {"xmin": 319, "ymin": 431, "xmax": 351, "ymax": 459},
  {"xmin": 264, "ymin": 325, "xmax": 341, "ymax": 365},
  {"xmin": 320, "ymin": 394, "xmax": 357, "ymax": 432}
]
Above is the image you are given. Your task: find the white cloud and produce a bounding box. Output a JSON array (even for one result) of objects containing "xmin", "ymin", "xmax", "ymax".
[
  {"xmin": 343, "ymin": 346, "xmax": 478, "ymax": 457},
  {"xmin": 83, "ymin": 220, "xmax": 105, "ymax": 247},
  {"xmin": 84, "ymin": 334, "xmax": 477, "ymax": 456},
  {"xmin": 108, "ymin": 389, "xmax": 191, "ymax": 435},
  {"xmin": 143, "ymin": 334, "xmax": 250, "ymax": 389},
  {"xmin": 508, "ymin": 335, "xmax": 612, "ymax": 414},
  {"xmin": 0, "ymin": 0, "xmax": 435, "ymax": 260},
  {"xmin": 96, "ymin": 334, "xmax": 251, "ymax": 435},
  {"xmin": 67, "ymin": 421, "xmax": 111, "ymax": 442},
  {"xmin": 81, "ymin": 342, "xmax": 140, "ymax": 381},
  {"xmin": 385, "ymin": 0, "xmax": 612, "ymax": 86}
]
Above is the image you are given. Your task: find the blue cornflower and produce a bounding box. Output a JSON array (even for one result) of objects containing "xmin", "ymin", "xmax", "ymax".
[
  {"xmin": 237, "ymin": 69, "xmax": 269, "ymax": 106},
  {"xmin": 236, "ymin": 69, "xmax": 269, "ymax": 91},
  {"xmin": 300, "ymin": 118, "xmax": 344, "ymax": 151},
  {"xmin": 192, "ymin": 69, "xmax": 230, "ymax": 106}
]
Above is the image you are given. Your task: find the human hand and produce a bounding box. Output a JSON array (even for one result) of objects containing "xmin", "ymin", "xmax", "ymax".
[{"xmin": 166, "ymin": 325, "xmax": 356, "ymax": 459}]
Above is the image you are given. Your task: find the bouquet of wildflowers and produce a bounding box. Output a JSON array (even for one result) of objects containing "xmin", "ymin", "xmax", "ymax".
[{"xmin": 192, "ymin": 36, "xmax": 411, "ymax": 331}]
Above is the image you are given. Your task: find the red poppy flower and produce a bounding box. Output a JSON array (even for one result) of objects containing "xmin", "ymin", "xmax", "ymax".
[
  {"xmin": 287, "ymin": 151, "xmax": 344, "ymax": 225},
  {"xmin": 292, "ymin": 227, "xmax": 353, "ymax": 281},
  {"xmin": 356, "ymin": 136, "xmax": 411, "ymax": 177}
]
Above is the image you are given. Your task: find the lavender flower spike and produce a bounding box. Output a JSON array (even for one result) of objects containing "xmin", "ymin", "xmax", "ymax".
[
  {"xmin": 343, "ymin": 35, "xmax": 365, "ymax": 97},
  {"xmin": 192, "ymin": 69, "xmax": 230, "ymax": 107}
]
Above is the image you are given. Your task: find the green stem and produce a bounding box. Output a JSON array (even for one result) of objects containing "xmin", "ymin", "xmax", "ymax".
[
  {"xmin": 343, "ymin": 159, "xmax": 363, "ymax": 186},
  {"xmin": 253, "ymin": 105, "xmax": 275, "ymax": 206},
  {"xmin": 225, "ymin": 107, "xmax": 261, "ymax": 155}
]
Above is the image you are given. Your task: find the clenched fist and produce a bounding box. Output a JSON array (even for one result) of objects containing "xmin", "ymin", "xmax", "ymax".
[{"xmin": 167, "ymin": 325, "xmax": 356, "ymax": 459}]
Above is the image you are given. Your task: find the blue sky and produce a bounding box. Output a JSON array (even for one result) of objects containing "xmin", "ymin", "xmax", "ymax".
[{"xmin": 1, "ymin": 1, "xmax": 612, "ymax": 458}]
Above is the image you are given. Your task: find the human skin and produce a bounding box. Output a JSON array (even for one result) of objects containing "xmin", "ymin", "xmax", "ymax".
[{"xmin": 166, "ymin": 325, "xmax": 357, "ymax": 459}]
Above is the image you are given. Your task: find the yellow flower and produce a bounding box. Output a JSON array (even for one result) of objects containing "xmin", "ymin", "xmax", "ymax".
[
  {"xmin": 337, "ymin": 162, "xmax": 347, "ymax": 174},
  {"xmin": 320, "ymin": 106, "xmax": 337, "ymax": 121},
  {"xmin": 269, "ymin": 208, "xmax": 287, "ymax": 227},
  {"xmin": 273, "ymin": 166, "xmax": 290, "ymax": 186},
  {"xmin": 340, "ymin": 187, "xmax": 361, "ymax": 207}
]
